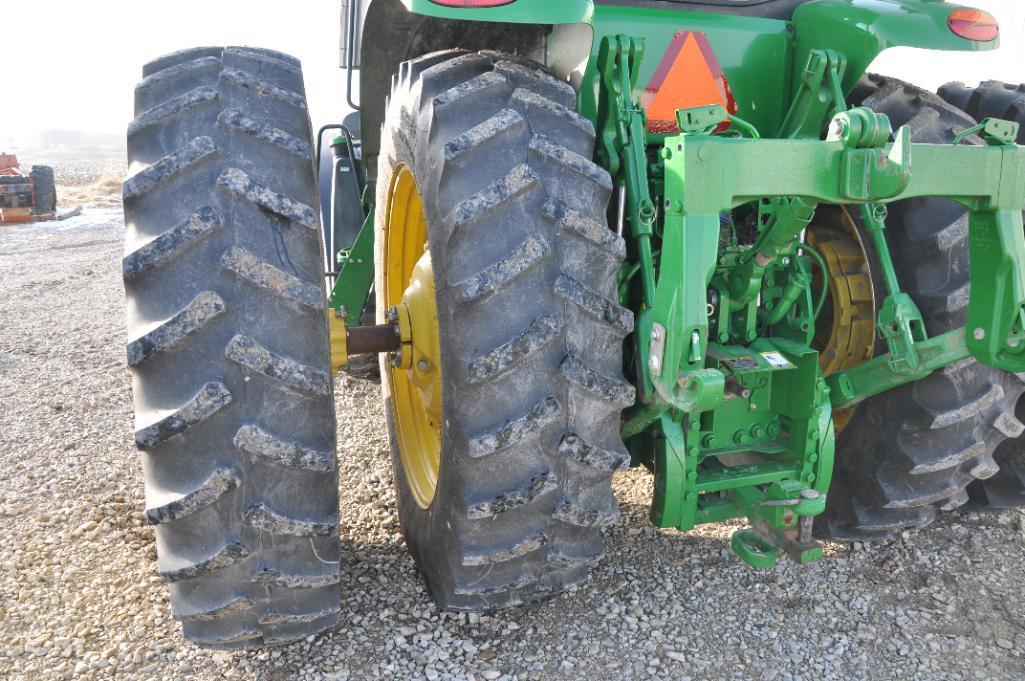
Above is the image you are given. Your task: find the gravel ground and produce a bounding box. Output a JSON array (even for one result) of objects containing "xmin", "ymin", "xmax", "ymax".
[{"xmin": 2, "ymin": 161, "xmax": 1025, "ymax": 681}]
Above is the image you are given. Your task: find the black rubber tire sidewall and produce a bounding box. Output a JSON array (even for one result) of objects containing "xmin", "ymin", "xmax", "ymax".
[{"xmin": 30, "ymin": 165, "xmax": 55, "ymax": 214}]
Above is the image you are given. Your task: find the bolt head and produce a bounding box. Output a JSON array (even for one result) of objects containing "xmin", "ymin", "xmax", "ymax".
[
  {"xmin": 829, "ymin": 118, "xmax": 847, "ymax": 138},
  {"xmin": 417, "ymin": 359, "xmax": 430, "ymax": 372},
  {"xmin": 974, "ymin": 327, "xmax": 986, "ymax": 341}
]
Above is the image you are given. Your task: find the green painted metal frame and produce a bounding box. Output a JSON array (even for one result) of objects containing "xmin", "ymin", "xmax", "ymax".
[
  {"xmin": 592, "ymin": 18, "xmax": 1025, "ymax": 565},
  {"xmin": 639, "ymin": 126, "xmax": 1025, "ymax": 392}
]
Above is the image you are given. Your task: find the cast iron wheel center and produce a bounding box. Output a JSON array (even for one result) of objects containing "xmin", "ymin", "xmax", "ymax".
[
  {"xmin": 807, "ymin": 206, "xmax": 877, "ymax": 432},
  {"xmin": 400, "ymin": 254, "xmax": 442, "ymax": 428}
]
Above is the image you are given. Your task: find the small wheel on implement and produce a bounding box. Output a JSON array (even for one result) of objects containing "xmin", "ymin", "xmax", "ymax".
[{"xmin": 377, "ymin": 50, "xmax": 634, "ymax": 608}]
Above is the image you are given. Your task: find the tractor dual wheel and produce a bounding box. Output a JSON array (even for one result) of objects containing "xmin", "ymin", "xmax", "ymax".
[
  {"xmin": 818, "ymin": 75, "xmax": 1025, "ymax": 540},
  {"xmin": 936, "ymin": 79, "xmax": 1025, "ymax": 509},
  {"xmin": 377, "ymin": 50, "xmax": 634, "ymax": 609},
  {"xmin": 123, "ymin": 46, "xmax": 340, "ymax": 648}
]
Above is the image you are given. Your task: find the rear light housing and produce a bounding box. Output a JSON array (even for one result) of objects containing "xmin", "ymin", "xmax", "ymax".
[
  {"xmin": 948, "ymin": 8, "xmax": 1000, "ymax": 42},
  {"xmin": 428, "ymin": 0, "xmax": 516, "ymax": 7}
]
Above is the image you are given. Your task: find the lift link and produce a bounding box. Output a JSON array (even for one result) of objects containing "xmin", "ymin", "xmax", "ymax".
[
  {"xmin": 860, "ymin": 203, "xmax": 928, "ymax": 374},
  {"xmin": 596, "ymin": 35, "xmax": 658, "ymax": 308},
  {"xmin": 779, "ymin": 49, "xmax": 848, "ymax": 140}
]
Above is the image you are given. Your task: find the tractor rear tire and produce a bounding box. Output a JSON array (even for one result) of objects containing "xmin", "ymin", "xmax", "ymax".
[
  {"xmin": 377, "ymin": 50, "xmax": 633, "ymax": 609},
  {"xmin": 938, "ymin": 80, "xmax": 1025, "ymax": 144},
  {"xmin": 30, "ymin": 165, "xmax": 55, "ymax": 214},
  {"xmin": 819, "ymin": 74, "xmax": 1025, "ymax": 540},
  {"xmin": 970, "ymin": 401, "xmax": 1025, "ymax": 509},
  {"xmin": 123, "ymin": 46, "xmax": 340, "ymax": 648},
  {"xmin": 936, "ymin": 79, "xmax": 1025, "ymax": 509}
]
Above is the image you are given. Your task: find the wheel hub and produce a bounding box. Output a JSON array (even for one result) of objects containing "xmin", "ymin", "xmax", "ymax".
[{"xmin": 391, "ymin": 254, "xmax": 442, "ymax": 431}]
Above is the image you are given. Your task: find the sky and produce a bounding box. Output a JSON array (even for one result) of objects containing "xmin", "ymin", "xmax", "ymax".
[
  {"xmin": 2, "ymin": 1, "xmax": 346, "ymax": 145},
  {"xmin": 2, "ymin": 0, "xmax": 1022, "ymax": 147}
]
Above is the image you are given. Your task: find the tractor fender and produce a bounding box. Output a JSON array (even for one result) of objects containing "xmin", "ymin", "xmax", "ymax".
[
  {"xmin": 398, "ymin": 0, "xmax": 593, "ymax": 25},
  {"xmin": 792, "ymin": 0, "xmax": 1000, "ymax": 92},
  {"xmin": 358, "ymin": 0, "xmax": 593, "ymax": 175}
]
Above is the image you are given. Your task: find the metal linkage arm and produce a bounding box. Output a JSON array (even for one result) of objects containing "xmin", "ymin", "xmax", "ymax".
[{"xmin": 595, "ymin": 35, "xmax": 658, "ymax": 308}]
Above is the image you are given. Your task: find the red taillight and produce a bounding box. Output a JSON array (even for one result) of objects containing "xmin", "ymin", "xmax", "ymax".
[
  {"xmin": 428, "ymin": 0, "xmax": 515, "ymax": 7},
  {"xmin": 948, "ymin": 9, "xmax": 1000, "ymax": 42}
]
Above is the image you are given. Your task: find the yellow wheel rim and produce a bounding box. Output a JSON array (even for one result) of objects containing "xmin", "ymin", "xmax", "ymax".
[
  {"xmin": 383, "ymin": 165, "xmax": 443, "ymax": 509},
  {"xmin": 808, "ymin": 206, "xmax": 877, "ymax": 433}
]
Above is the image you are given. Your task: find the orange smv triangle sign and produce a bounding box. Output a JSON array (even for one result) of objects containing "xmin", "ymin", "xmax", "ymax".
[{"xmin": 642, "ymin": 31, "xmax": 736, "ymax": 134}]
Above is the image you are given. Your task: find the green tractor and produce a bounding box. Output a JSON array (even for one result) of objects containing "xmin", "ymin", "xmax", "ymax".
[{"xmin": 122, "ymin": 0, "xmax": 1025, "ymax": 647}]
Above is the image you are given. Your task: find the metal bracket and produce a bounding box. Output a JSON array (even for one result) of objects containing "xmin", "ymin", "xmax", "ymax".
[
  {"xmin": 328, "ymin": 207, "xmax": 375, "ymax": 323},
  {"xmin": 954, "ymin": 117, "xmax": 1021, "ymax": 146},
  {"xmin": 649, "ymin": 323, "xmax": 666, "ymax": 376}
]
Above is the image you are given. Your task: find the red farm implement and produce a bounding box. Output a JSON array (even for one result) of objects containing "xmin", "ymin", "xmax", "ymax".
[{"xmin": 0, "ymin": 153, "xmax": 56, "ymax": 224}]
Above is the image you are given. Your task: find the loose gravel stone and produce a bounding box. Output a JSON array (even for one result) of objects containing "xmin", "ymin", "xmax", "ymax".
[{"xmin": 1, "ymin": 155, "xmax": 1024, "ymax": 680}]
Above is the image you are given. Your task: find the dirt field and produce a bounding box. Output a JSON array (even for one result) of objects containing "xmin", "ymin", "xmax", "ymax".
[{"xmin": 1, "ymin": 159, "xmax": 1024, "ymax": 680}]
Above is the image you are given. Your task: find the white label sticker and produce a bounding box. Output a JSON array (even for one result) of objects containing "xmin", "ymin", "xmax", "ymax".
[{"xmin": 760, "ymin": 351, "xmax": 794, "ymax": 369}]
